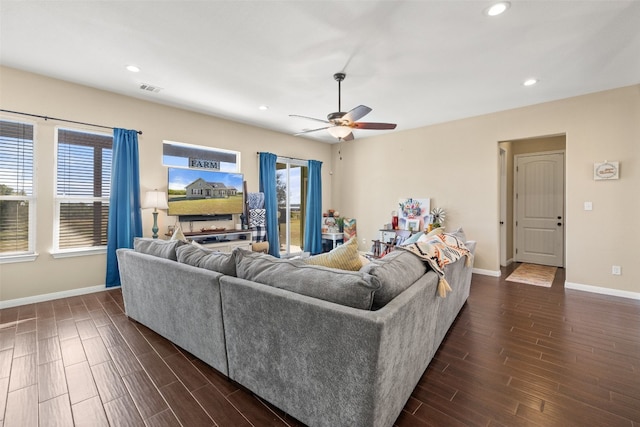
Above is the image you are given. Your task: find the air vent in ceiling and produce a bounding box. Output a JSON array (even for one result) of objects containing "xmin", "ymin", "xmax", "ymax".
[{"xmin": 139, "ymin": 83, "xmax": 162, "ymax": 93}]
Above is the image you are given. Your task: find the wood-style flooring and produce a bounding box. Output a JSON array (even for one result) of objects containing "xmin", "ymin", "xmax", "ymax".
[{"xmin": 1, "ymin": 264, "xmax": 638, "ymax": 426}]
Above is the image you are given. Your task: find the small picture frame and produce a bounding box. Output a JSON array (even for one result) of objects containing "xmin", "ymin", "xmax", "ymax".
[
  {"xmin": 593, "ymin": 161, "xmax": 619, "ymax": 180},
  {"xmin": 405, "ymin": 218, "xmax": 420, "ymax": 232}
]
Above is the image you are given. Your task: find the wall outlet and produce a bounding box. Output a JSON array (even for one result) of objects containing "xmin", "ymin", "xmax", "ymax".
[
  {"xmin": 612, "ymin": 265, "xmax": 622, "ymax": 275},
  {"xmin": 584, "ymin": 201, "xmax": 593, "ymax": 211},
  {"xmin": 362, "ymin": 238, "xmax": 367, "ymax": 245}
]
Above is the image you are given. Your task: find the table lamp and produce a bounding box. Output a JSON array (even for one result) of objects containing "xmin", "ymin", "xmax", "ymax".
[{"xmin": 142, "ymin": 190, "xmax": 169, "ymax": 239}]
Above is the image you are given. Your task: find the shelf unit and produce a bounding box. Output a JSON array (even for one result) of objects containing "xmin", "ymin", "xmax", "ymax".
[{"xmin": 183, "ymin": 229, "xmax": 252, "ymax": 252}]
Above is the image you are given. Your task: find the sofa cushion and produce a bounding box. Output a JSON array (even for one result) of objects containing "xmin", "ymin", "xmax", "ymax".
[
  {"xmin": 360, "ymin": 250, "xmax": 427, "ymax": 309},
  {"xmin": 176, "ymin": 243, "xmax": 236, "ymax": 276},
  {"xmin": 134, "ymin": 238, "xmax": 185, "ymax": 261},
  {"xmin": 304, "ymin": 237, "xmax": 362, "ymax": 271},
  {"xmin": 235, "ymin": 249, "xmax": 379, "ymax": 310}
]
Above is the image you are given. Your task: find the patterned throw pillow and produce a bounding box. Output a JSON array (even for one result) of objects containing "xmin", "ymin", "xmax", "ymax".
[
  {"xmin": 249, "ymin": 209, "xmax": 266, "ymax": 227},
  {"xmin": 304, "ymin": 237, "xmax": 362, "ymax": 271}
]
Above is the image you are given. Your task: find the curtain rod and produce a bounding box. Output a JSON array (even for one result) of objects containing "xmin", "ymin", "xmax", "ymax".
[
  {"xmin": 0, "ymin": 109, "xmax": 143, "ymax": 135},
  {"xmin": 256, "ymin": 152, "xmax": 307, "ymax": 163}
]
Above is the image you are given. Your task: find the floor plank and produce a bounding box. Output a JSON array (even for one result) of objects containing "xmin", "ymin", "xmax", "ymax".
[{"xmin": 0, "ymin": 266, "xmax": 638, "ymax": 426}]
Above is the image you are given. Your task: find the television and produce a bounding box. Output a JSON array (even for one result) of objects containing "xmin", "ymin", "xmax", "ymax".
[{"xmin": 167, "ymin": 167, "xmax": 244, "ymax": 217}]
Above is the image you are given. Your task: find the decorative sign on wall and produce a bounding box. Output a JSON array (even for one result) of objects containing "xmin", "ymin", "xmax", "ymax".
[
  {"xmin": 593, "ymin": 161, "xmax": 619, "ymax": 180},
  {"xmin": 189, "ymin": 158, "xmax": 220, "ymax": 170}
]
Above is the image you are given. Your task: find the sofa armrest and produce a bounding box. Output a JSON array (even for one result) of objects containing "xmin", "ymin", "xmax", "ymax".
[{"xmin": 219, "ymin": 270, "xmax": 441, "ymax": 427}]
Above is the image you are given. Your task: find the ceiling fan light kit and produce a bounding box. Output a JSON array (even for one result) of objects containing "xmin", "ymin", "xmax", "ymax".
[
  {"xmin": 328, "ymin": 125, "xmax": 352, "ymax": 139},
  {"xmin": 290, "ymin": 72, "xmax": 397, "ymax": 141}
]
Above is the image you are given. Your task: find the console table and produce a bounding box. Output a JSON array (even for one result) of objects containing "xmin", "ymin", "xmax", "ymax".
[{"xmin": 322, "ymin": 232, "xmax": 343, "ymax": 251}]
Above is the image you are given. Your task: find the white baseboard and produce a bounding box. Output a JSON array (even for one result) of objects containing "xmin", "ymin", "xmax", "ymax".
[
  {"xmin": 0, "ymin": 284, "xmax": 120, "ymax": 309},
  {"xmin": 473, "ymin": 268, "xmax": 501, "ymax": 277},
  {"xmin": 565, "ymin": 281, "xmax": 640, "ymax": 301}
]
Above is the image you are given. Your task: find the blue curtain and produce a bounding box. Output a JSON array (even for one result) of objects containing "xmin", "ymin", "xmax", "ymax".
[
  {"xmin": 259, "ymin": 152, "xmax": 280, "ymax": 257},
  {"xmin": 105, "ymin": 128, "xmax": 143, "ymax": 287},
  {"xmin": 304, "ymin": 160, "xmax": 323, "ymax": 255}
]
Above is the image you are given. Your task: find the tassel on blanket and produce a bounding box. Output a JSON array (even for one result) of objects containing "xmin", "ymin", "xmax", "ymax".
[
  {"xmin": 438, "ymin": 277, "xmax": 453, "ymax": 298},
  {"xmin": 465, "ymin": 253, "xmax": 473, "ymax": 267}
]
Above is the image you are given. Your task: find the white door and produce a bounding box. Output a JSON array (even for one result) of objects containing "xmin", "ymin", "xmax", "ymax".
[{"xmin": 515, "ymin": 152, "xmax": 564, "ymax": 267}]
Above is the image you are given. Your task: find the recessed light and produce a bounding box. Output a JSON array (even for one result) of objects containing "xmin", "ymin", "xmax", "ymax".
[
  {"xmin": 126, "ymin": 65, "xmax": 140, "ymax": 73},
  {"xmin": 485, "ymin": 1, "xmax": 510, "ymax": 16},
  {"xmin": 523, "ymin": 78, "xmax": 538, "ymax": 87},
  {"xmin": 258, "ymin": 105, "xmax": 269, "ymax": 111}
]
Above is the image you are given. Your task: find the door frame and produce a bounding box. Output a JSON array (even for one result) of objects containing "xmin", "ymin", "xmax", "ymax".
[
  {"xmin": 513, "ymin": 150, "xmax": 566, "ymax": 267},
  {"xmin": 499, "ymin": 148, "xmax": 507, "ymax": 266}
]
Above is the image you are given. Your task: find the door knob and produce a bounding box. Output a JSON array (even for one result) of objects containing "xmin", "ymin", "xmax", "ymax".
[
  {"xmin": 557, "ymin": 223, "xmax": 562, "ymax": 226},
  {"xmin": 557, "ymin": 216, "xmax": 562, "ymax": 219}
]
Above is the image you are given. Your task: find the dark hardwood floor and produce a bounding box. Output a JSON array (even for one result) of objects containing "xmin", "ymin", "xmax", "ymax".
[{"xmin": 1, "ymin": 265, "xmax": 639, "ymax": 426}]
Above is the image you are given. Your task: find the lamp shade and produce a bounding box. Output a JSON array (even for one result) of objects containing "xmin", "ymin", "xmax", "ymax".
[
  {"xmin": 142, "ymin": 190, "xmax": 168, "ymax": 210},
  {"xmin": 328, "ymin": 125, "xmax": 352, "ymax": 139}
]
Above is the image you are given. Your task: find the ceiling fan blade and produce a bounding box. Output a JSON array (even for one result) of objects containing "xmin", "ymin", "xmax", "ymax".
[
  {"xmin": 342, "ymin": 105, "xmax": 372, "ymax": 123},
  {"xmin": 342, "ymin": 132, "xmax": 354, "ymax": 141},
  {"xmin": 352, "ymin": 122, "xmax": 397, "ymax": 130},
  {"xmin": 294, "ymin": 126, "xmax": 331, "ymax": 136},
  {"xmin": 289, "ymin": 114, "xmax": 330, "ymax": 124}
]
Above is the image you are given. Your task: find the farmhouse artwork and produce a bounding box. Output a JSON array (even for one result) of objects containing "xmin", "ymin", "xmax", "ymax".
[{"xmin": 186, "ymin": 178, "xmax": 238, "ymax": 199}]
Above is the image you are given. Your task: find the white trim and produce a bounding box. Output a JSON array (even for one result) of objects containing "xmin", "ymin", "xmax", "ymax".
[
  {"xmin": 0, "ymin": 252, "xmax": 39, "ymax": 264},
  {"xmin": 50, "ymin": 247, "xmax": 107, "ymax": 259},
  {"xmin": 0, "ymin": 284, "xmax": 120, "ymax": 309},
  {"xmin": 473, "ymin": 268, "xmax": 501, "ymax": 277},
  {"xmin": 565, "ymin": 281, "xmax": 640, "ymax": 301}
]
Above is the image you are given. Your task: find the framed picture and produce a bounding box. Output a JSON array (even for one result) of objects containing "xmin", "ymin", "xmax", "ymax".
[
  {"xmin": 593, "ymin": 161, "xmax": 619, "ymax": 180},
  {"xmin": 405, "ymin": 218, "xmax": 420, "ymax": 232},
  {"xmin": 398, "ymin": 198, "xmax": 431, "ymax": 230}
]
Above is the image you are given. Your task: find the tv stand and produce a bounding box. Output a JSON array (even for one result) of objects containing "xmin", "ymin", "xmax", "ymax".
[{"xmin": 183, "ymin": 229, "xmax": 252, "ymax": 252}]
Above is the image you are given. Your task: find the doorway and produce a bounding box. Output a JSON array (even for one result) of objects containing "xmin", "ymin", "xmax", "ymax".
[
  {"xmin": 276, "ymin": 158, "xmax": 307, "ymax": 257},
  {"xmin": 498, "ymin": 135, "xmax": 566, "ymax": 268}
]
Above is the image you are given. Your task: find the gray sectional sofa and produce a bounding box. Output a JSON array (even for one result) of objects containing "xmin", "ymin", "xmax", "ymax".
[{"xmin": 117, "ymin": 238, "xmax": 476, "ymax": 427}]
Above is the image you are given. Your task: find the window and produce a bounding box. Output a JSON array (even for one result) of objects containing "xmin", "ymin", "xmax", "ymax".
[
  {"xmin": 276, "ymin": 158, "xmax": 307, "ymax": 257},
  {"xmin": 54, "ymin": 128, "xmax": 112, "ymax": 253},
  {"xmin": 163, "ymin": 140, "xmax": 240, "ymax": 172},
  {"xmin": 0, "ymin": 119, "xmax": 36, "ymax": 260}
]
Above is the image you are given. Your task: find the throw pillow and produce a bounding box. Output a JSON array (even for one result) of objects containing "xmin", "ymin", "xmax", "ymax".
[
  {"xmin": 360, "ymin": 250, "xmax": 427, "ymax": 309},
  {"xmin": 249, "ymin": 209, "xmax": 266, "ymax": 227},
  {"xmin": 304, "ymin": 237, "xmax": 362, "ymax": 271},
  {"xmin": 133, "ymin": 238, "xmax": 185, "ymax": 261},
  {"xmin": 234, "ymin": 249, "xmax": 379, "ymax": 310},
  {"xmin": 449, "ymin": 227, "xmax": 466, "ymax": 242},
  {"xmin": 417, "ymin": 227, "xmax": 445, "ymax": 243},
  {"xmin": 170, "ymin": 224, "xmax": 187, "ymax": 242},
  {"xmin": 401, "ymin": 231, "xmax": 424, "ymax": 246},
  {"xmin": 176, "ymin": 243, "xmax": 236, "ymax": 276}
]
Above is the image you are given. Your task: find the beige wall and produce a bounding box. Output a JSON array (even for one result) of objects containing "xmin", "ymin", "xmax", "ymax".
[
  {"xmin": 0, "ymin": 66, "xmax": 333, "ymax": 302},
  {"xmin": 334, "ymin": 85, "xmax": 639, "ymax": 294},
  {"xmin": 1, "ymin": 66, "xmax": 638, "ymax": 301}
]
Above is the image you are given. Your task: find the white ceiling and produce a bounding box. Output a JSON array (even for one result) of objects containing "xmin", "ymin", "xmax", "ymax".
[{"xmin": 1, "ymin": 1, "xmax": 639, "ymax": 143}]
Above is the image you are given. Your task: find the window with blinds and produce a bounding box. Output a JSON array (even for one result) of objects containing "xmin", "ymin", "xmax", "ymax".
[
  {"xmin": 0, "ymin": 119, "xmax": 35, "ymax": 256},
  {"xmin": 55, "ymin": 128, "xmax": 112, "ymax": 251}
]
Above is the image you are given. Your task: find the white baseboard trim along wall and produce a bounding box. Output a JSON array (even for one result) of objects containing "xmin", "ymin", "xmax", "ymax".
[
  {"xmin": 473, "ymin": 268, "xmax": 501, "ymax": 277},
  {"xmin": 565, "ymin": 281, "xmax": 640, "ymax": 301},
  {"xmin": 0, "ymin": 284, "xmax": 119, "ymax": 309}
]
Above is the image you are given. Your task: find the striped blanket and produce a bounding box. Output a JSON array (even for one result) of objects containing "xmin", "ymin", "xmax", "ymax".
[{"xmin": 398, "ymin": 233, "xmax": 472, "ymax": 298}]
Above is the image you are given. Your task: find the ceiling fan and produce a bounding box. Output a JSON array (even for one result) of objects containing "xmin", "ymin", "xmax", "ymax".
[{"xmin": 290, "ymin": 73, "xmax": 397, "ymax": 141}]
